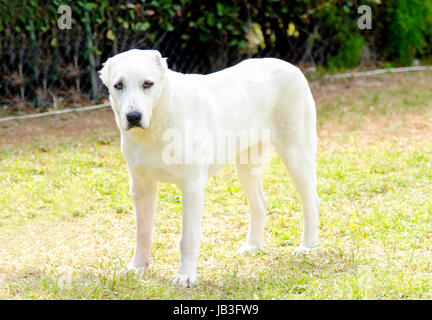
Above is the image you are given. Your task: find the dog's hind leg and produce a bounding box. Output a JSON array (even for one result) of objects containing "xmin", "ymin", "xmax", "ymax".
[
  {"xmin": 272, "ymin": 88, "xmax": 320, "ymax": 252},
  {"xmin": 275, "ymin": 143, "xmax": 319, "ymax": 251},
  {"xmin": 236, "ymin": 142, "xmax": 270, "ymax": 255}
]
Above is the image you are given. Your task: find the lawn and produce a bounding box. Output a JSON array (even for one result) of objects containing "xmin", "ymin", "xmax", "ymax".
[{"xmin": 0, "ymin": 71, "xmax": 431, "ymax": 299}]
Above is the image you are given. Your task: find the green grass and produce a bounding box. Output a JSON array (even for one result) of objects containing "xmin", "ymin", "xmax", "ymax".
[{"xmin": 1, "ymin": 71, "xmax": 431, "ymax": 299}]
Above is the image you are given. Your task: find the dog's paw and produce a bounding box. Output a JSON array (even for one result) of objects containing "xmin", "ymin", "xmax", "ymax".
[
  {"xmin": 171, "ymin": 273, "xmax": 197, "ymax": 288},
  {"xmin": 123, "ymin": 260, "xmax": 149, "ymax": 276},
  {"xmin": 293, "ymin": 244, "xmax": 318, "ymax": 255},
  {"xmin": 237, "ymin": 243, "xmax": 261, "ymax": 256}
]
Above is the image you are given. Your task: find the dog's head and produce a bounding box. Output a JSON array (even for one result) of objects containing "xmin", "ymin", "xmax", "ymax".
[{"xmin": 99, "ymin": 49, "xmax": 168, "ymax": 131}]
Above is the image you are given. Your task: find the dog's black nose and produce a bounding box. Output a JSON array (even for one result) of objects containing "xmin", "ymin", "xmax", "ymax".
[{"xmin": 126, "ymin": 111, "xmax": 142, "ymax": 126}]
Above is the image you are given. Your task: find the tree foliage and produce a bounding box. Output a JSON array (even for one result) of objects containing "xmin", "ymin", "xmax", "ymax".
[{"xmin": 1, "ymin": 0, "xmax": 431, "ymax": 109}]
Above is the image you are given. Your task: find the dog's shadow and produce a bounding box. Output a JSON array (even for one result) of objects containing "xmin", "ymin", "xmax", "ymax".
[{"xmin": 194, "ymin": 245, "xmax": 361, "ymax": 295}]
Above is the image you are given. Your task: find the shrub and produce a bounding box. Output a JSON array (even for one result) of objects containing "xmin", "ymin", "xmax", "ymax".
[
  {"xmin": 384, "ymin": 0, "xmax": 432, "ymax": 65},
  {"xmin": 328, "ymin": 35, "xmax": 366, "ymax": 70}
]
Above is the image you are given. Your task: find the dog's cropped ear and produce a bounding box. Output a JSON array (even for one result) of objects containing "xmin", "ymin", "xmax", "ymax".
[
  {"xmin": 154, "ymin": 51, "xmax": 168, "ymax": 73},
  {"xmin": 99, "ymin": 58, "xmax": 111, "ymax": 87}
]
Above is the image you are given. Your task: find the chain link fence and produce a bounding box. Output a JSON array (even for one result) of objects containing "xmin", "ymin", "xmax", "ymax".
[{"xmin": 0, "ymin": 2, "xmax": 350, "ymax": 114}]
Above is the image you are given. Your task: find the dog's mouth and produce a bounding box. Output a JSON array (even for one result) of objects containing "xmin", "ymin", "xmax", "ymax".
[
  {"xmin": 126, "ymin": 121, "xmax": 151, "ymax": 131},
  {"xmin": 127, "ymin": 124, "xmax": 143, "ymax": 130}
]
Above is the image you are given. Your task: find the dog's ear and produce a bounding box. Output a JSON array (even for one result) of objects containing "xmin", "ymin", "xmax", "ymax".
[
  {"xmin": 154, "ymin": 51, "xmax": 168, "ymax": 73},
  {"xmin": 99, "ymin": 58, "xmax": 111, "ymax": 87}
]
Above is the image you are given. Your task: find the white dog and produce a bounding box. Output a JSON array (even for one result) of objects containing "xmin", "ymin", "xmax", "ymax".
[{"xmin": 99, "ymin": 49, "xmax": 319, "ymax": 288}]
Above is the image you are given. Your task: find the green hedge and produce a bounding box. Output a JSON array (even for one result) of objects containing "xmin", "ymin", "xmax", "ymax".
[
  {"xmin": 1, "ymin": 0, "xmax": 431, "ymax": 109},
  {"xmin": 1, "ymin": 0, "xmax": 431, "ymax": 67}
]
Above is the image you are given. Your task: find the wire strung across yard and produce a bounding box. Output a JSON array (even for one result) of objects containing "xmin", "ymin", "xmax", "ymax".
[
  {"xmin": 0, "ymin": 103, "xmax": 110, "ymax": 123},
  {"xmin": 1, "ymin": 65, "xmax": 431, "ymax": 123},
  {"xmin": 324, "ymin": 65, "xmax": 432, "ymax": 79}
]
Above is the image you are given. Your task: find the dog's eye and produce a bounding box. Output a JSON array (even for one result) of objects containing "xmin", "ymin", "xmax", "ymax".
[
  {"xmin": 143, "ymin": 81, "xmax": 154, "ymax": 89},
  {"xmin": 114, "ymin": 82, "xmax": 123, "ymax": 90}
]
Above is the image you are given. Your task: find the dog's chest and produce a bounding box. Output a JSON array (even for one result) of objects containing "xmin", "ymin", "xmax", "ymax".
[{"xmin": 128, "ymin": 144, "xmax": 186, "ymax": 183}]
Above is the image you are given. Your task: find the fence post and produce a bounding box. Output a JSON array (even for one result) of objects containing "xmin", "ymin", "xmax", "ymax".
[{"xmin": 84, "ymin": 10, "xmax": 99, "ymax": 99}]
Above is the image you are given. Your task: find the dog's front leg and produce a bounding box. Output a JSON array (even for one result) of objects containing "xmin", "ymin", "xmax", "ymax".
[
  {"xmin": 126, "ymin": 173, "xmax": 157, "ymax": 275},
  {"xmin": 172, "ymin": 179, "xmax": 206, "ymax": 288}
]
